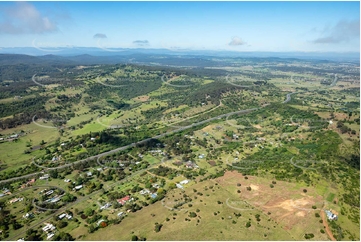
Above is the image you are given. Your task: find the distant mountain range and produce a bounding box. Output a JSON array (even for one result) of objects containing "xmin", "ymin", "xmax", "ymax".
[{"xmin": 0, "ymin": 47, "xmax": 359, "ymax": 63}]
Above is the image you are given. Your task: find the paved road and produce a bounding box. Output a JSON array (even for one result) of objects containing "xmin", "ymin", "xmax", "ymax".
[
  {"xmin": 330, "ymin": 74, "xmax": 338, "ymax": 87},
  {"xmin": 7, "ymin": 156, "xmax": 173, "ymax": 241},
  {"xmin": 0, "ymin": 92, "xmax": 293, "ymax": 185},
  {"xmin": 282, "ymin": 92, "xmax": 298, "ymax": 104},
  {"xmin": 4, "ymin": 92, "xmax": 295, "ymax": 240}
]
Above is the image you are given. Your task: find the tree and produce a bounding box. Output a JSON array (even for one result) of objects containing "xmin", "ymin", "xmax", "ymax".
[
  {"xmin": 189, "ymin": 212, "xmax": 197, "ymax": 218},
  {"xmin": 49, "ymin": 170, "xmax": 58, "ymax": 179},
  {"xmin": 54, "ymin": 232, "xmax": 74, "ymax": 241},
  {"xmin": 88, "ymin": 224, "xmax": 95, "ymax": 233},
  {"xmin": 57, "ymin": 220, "xmax": 68, "ymax": 229},
  {"xmin": 84, "ymin": 207, "xmax": 94, "ymax": 217},
  {"xmin": 154, "ymin": 223, "xmax": 163, "ymax": 232},
  {"xmin": 131, "ymin": 235, "xmax": 139, "ymax": 241},
  {"xmin": 168, "ymin": 183, "xmax": 176, "ymax": 189}
]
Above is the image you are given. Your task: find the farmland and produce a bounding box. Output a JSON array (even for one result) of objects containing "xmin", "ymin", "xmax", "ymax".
[{"xmin": 0, "ymin": 54, "xmax": 359, "ymax": 241}]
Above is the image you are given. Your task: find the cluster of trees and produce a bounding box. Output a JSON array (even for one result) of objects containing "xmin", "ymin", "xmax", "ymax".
[{"xmin": 337, "ymin": 121, "xmax": 356, "ymax": 135}]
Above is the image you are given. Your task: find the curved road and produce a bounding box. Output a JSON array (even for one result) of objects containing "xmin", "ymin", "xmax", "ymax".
[
  {"xmin": 0, "ymin": 92, "xmax": 294, "ymax": 185},
  {"xmin": 4, "ymin": 92, "xmax": 295, "ymax": 241}
]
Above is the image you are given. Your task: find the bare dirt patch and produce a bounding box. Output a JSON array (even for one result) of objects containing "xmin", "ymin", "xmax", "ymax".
[
  {"xmin": 321, "ymin": 209, "xmax": 336, "ymax": 241},
  {"xmin": 134, "ymin": 95, "xmax": 150, "ymax": 102},
  {"xmin": 215, "ymin": 171, "xmax": 324, "ymax": 233},
  {"xmin": 250, "ymin": 184, "xmax": 259, "ymax": 191}
]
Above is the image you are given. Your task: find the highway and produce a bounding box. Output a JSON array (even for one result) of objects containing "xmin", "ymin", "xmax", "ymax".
[
  {"xmin": 3, "ymin": 92, "xmax": 295, "ymax": 240},
  {"xmin": 0, "ymin": 92, "xmax": 294, "ymax": 185}
]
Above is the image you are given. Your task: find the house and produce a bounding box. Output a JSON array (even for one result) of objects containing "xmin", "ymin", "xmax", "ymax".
[
  {"xmin": 117, "ymin": 195, "xmax": 131, "ymax": 205},
  {"xmin": 179, "ymin": 180, "xmax": 189, "ymax": 185},
  {"xmin": 45, "ymin": 190, "xmax": 54, "ymax": 196},
  {"xmin": 64, "ymin": 179, "xmax": 71, "ymax": 183},
  {"xmin": 152, "ymin": 183, "xmax": 160, "ymax": 189},
  {"xmin": 180, "ymin": 180, "xmax": 189, "ymax": 185},
  {"xmin": 40, "ymin": 174, "xmax": 49, "ymax": 180},
  {"xmin": 86, "ymin": 171, "xmax": 92, "ymax": 177},
  {"xmin": 58, "ymin": 213, "xmax": 66, "ymax": 220},
  {"xmin": 9, "ymin": 197, "xmax": 23, "ymax": 204},
  {"xmin": 73, "ymin": 185, "xmax": 83, "ymax": 191},
  {"xmin": 10, "ymin": 134, "xmax": 19, "ymax": 139},
  {"xmin": 23, "ymin": 213, "xmax": 34, "ymax": 219},
  {"xmin": 48, "ymin": 195, "xmax": 61, "ymax": 203},
  {"xmin": 185, "ymin": 161, "xmax": 198, "ymax": 169},
  {"xmin": 90, "ymin": 137, "xmax": 96, "ymax": 141},
  {"xmin": 150, "ymin": 193, "xmax": 157, "ymax": 199},
  {"xmin": 42, "ymin": 223, "xmax": 56, "ymax": 232},
  {"xmin": 198, "ymin": 154, "xmax": 205, "ymax": 159},
  {"xmin": 325, "ymin": 210, "xmax": 338, "ymax": 220},
  {"xmin": 96, "ymin": 219, "xmax": 105, "ymax": 227},
  {"xmin": 100, "ymin": 203, "xmax": 112, "ymax": 210},
  {"xmin": 139, "ymin": 189, "xmax": 150, "ymax": 195},
  {"xmin": 66, "ymin": 214, "xmax": 72, "ymax": 220},
  {"xmin": 47, "ymin": 233, "xmax": 55, "ymax": 240},
  {"xmin": 117, "ymin": 212, "xmax": 124, "ymax": 217},
  {"xmin": 176, "ymin": 184, "xmax": 184, "ymax": 189}
]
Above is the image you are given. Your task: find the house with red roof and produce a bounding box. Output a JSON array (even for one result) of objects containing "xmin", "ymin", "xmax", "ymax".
[{"xmin": 117, "ymin": 195, "xmax": 131, "ymax": 205}]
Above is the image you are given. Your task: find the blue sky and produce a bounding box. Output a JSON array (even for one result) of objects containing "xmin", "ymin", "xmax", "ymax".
[{"xmin": 0, "ymin": 1, "xmax": 359, "ymax": 52}]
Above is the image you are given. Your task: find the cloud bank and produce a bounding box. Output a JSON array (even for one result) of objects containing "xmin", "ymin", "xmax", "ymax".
[
  {"xmin": 133, "ymin": 40, "xmax": 149, "ymax": 46},
  {"xmin": 313, "ymin": 19, "xmax": 360, "ymax": 44},
  {"xmin": 0, "ymin": 2, "xmax": 58, "ymax": 34}
]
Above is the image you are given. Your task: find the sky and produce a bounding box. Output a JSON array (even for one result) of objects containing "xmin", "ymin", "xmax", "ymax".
[{"xmin": 0, "ymin": 1, "xmax": 359, "ymax": 52}]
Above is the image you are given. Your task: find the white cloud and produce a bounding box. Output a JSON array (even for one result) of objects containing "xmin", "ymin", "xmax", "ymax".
[
  {"xmin": 0, "ymin": 2, "xmax": 58, "ymax": 34},
  {"xmin": 133, "ymin": 40, "xmax": 149, "ymax": 46},
  {"xmin": 229, "ymin": 36, "xmax": 246, "ymax": 46},
  {"xmin": 93, "ymin": 33, "xmax": 107, "ymax": 39},
  {"xmin": 313, "ymin": 19, "xmax": 360, "ymax": 44}
]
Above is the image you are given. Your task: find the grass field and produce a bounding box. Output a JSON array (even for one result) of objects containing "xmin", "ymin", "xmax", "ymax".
[
  {"xmin": 0, "ymin": 122, "xmax": 60, "ymax": 173},
  {"xmin": 82, "ymin": 171, "xmax": 329, "ymax": 241}
]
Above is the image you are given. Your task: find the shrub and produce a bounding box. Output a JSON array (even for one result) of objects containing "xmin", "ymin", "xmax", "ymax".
[
  {"xmin": 131, "ymin": 235, "xmax": 139, "ymax": 241},
  {"xmin": 304, "ymin": 233, "xmax": 314, "ymax": 239},
  {"xmin": 154, "ymin": 223, "xmax": 163, "ymax": 232},
  {"xmin": 189, "ymin": 212, "xmax": 197, "ymax": 218}
]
